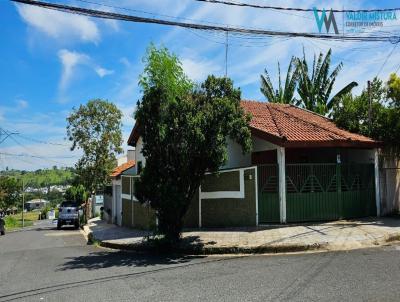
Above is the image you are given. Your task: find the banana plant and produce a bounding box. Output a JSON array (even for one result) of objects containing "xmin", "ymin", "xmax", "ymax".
[
  {"xmin": 296, "ymin": 49, "xmax": 358, "ymax": 116},
  {"xmin": 260, "ymin": 56, "xmax": 299, "ymax": 104}
]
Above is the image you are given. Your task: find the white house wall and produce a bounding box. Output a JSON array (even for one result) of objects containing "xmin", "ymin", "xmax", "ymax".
[
  {"xmin": 223, "ymin": 138, "xmax": 252, "ymax": 169},
  {"xmin": 134, "ymin": 135, "xmax": 278, "ymax": 170},
  {"xmin": 134, "ymin": 136, "xmax": 146, "ymax": 174},
  {"xmin": 223, "ymin": 136, "xmax": 278, "ymax": 169},
  {"xmin": 252, "ymin": 136, "xmax": 278, "ymax": 152}
]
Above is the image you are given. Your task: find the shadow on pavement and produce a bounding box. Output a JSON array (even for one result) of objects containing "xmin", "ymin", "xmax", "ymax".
[{"xmin": 58, "ymin": 250, "xmax": 206, "ymax": 271}]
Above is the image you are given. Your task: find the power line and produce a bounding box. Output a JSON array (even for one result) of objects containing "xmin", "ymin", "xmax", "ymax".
[
  {"xmin": 194, "ymin": 0, "xmax": 400, "ymax": 13},
  {"xmin": 0, "ymin": 152, "xmax": 78, "ymax": 159},
  {"xmin": 2, "ymin": 135, "xmax": 77, "ymax": 166},
  {"xmin": 73, "ymin": 0, "xmax": 231, "ymax": 27},
  {"xmin": 1, "ymin": 127, "xmax": 69, "ymax": 146},
  {"xmin": 10, "ymin": 0, "xmax": 398, "ymax": 42},
  {"xmin": 376, "ymin": 43, "xmax": 398, "ymax": 77},
  {"xmin": 76, "ymin": 0, "xmax": 313, "ymax": 21},
  {"xmin": 16, "ymin": 133, "xmax": 70, "ymax": 147},
  {"xmin": 0, "ymin": 128, "xmax": 19, "ymax": 144}
]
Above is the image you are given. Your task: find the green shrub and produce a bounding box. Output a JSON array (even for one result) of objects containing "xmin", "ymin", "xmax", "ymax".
[{"xmin": 4, "ymin": 216, "xmax": 18, "ymax": 229}]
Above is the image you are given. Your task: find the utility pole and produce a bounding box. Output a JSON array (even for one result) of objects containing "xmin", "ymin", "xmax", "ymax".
[
  {"xmin": 225, "ymin": 30, "xmax": 229, "ymax": 77},
  {"xmin": 22, "ymin": 179, "xmax": 25, "ymax": 228},
  {"xmin": 368, "ymin": 80, "xmax": 372, "ymax": 133}
]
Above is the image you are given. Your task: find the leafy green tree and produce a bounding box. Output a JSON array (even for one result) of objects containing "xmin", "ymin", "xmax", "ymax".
[
  {"xmin": 332, "ymin": 77, "xmax": 400, "ymax": 152},
  {"xmin": 0, "ymin": 177, "xmax": 21, "ymax": 209},
  {"xmin": 64, "ymin": 185, "xmax": 87, "ymax": 204},
  {"xmin": 296, "ymin": 49, "xmax": 358, "ymax": 115},
  {"xmin": 135, "ymin": 46, "xmax": 252, "ymax": 242},
  {"xmin": 260, "ymin": 57, "xmax": 299, "ymax": 104},
  {"xmin": 67, "ymin": 100, "xmax": 123, "ymax": 193},
  {"xmin": 387, "ymin": 73, "xmax": 400, "ymax": 107}
]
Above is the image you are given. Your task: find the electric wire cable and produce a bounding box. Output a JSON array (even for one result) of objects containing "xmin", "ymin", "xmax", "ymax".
[
  {"xmin": 194, "ymin": 0, "xmax": 400, "ymax": 13},
  {"xmin": 10, "ymin": 0, "xmax": 399, "ymax": 42}
]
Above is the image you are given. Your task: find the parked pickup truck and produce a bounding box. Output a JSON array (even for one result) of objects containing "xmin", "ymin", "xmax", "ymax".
[{"xmin": 58, "ymin": 201, "xmax": 80, "ymax": 230}]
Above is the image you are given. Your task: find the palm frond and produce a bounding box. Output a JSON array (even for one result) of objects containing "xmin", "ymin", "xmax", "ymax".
[{"xmin": 328, "ymin": 81, "xmax": 358, "ymax": 110}]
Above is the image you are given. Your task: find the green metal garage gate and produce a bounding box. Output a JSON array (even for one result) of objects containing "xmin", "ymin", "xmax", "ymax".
[{"xmin": 258, "ymin": 163, "xmax": 376, "ymax": 223}]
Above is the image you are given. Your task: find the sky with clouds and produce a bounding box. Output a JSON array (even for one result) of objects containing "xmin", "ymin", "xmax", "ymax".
[{"xmin": 1, "ymin": 0, "xmax": 400, "ymax": 170}]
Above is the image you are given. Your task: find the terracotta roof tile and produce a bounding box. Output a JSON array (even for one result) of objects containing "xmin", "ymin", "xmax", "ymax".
[
  {"xmin": 128, "ymin": 100, "xmax": 379, "ymax": 148},
  {"xmin": 241, "ymin": 100, "xmax": 378, "ymax": 148},
  {"xmin": 110, "ymin": 160, "xmax": 135, "ymax": 177}
]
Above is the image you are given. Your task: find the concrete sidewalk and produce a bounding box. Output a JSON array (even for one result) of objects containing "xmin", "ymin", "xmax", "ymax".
[{"xmin": 83, "ymin": 217, "xmax": 400, "ymax": 254}]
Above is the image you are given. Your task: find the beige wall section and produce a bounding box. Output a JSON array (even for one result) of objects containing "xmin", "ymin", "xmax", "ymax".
[
  {"xmin": 380, "ymin": 154, "xmax": 400, "ymax": 215},
  {"xmin": 121, "ymin": 177, "xmax": 130, "ymax": 195},
  {"xmin": 122, "ymin": 198, "xmax": 132, "ymax": 227},
  {"xmin": 121, "ymin": 175, "xmax": 157, "ymax": 230},
  {"xmin": 201, "ymin": 170, "xmax": 240, "ymax": 192},
  {"xmin": 201, "ymin": 168, "xmax": 256, "ymax": 227},
  {"xmin": 133, "ymin": 202, "xmax": 156, "ymax": 230}
]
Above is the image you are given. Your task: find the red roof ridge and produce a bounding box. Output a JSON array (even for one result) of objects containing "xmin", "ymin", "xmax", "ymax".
[
  {"xmin": 265, "ymin": 103, "xmax": 285, "ymax": 139},
  {"xmin": 288, "ymin": 104, "xmax": 331, "ymax": 121},
  {"xmin": 270, "ymin": 104, "xmax": 352, "ymax": 141}
]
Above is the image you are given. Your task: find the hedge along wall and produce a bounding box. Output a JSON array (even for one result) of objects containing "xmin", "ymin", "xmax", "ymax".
[{"xmin": 200, "ymin": 167, "xmax": 257, "ymax": 227}]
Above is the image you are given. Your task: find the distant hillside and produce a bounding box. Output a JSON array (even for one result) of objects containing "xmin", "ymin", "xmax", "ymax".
[{"xmin": 1, "ymin": 167, "xmax": 75, "ymax": 187}]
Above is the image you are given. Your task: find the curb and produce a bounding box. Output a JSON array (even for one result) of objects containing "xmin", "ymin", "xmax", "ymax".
[
  {"xmin": 81, "ymin": 224, "xmax": 94, "ymax": 243},
  {"xmin": 83, "ymin": 225, "xmax": 400, "ymax": 255},
  {"xmin": 90, "ymin": 235, "xmax": 326, "ymax": 255}
]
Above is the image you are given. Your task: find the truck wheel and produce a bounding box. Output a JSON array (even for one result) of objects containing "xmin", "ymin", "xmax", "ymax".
[
  {"xmin": 57, "ymin": 222, "xmax": 62, "ymax": 230},
  {"xmin": 0, "ymin": 231, "xmax": 4, "ymax": 236},
  {"xmin": 74, "ymin": 221, "xmax": 79, "ymax": 229}
]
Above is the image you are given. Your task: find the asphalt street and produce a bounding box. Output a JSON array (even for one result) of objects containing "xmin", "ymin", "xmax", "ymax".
[{"xmin": 1, "ymin": 221, "xmax": 400, "ymax": 302}]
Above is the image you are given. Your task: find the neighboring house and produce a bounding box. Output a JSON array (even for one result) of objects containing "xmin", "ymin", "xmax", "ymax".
[
  {"xmin": 115, "ymin": 100, "xmax": 381, "ymax": 229},
  {"xmin": 110, "ymin": 150, "xmax": 135, "ymax": 226},
  {"xmin": 25, "ymin": 199, "xmax": 48, "ymax": 211}
]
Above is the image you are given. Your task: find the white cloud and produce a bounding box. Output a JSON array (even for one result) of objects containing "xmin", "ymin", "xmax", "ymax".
[
  {"xmin": 95, "ymin": 67, "xmax": 114, "ymax": 78},
  {"xmin": 181, "ymin": 57, "xmax": 222, "ymax": 81},
  {"xmin": 58, "ymin": 49, "xmax": 89, "ymax": 91},
  {"xmin": 16, "ymin": 3, "xmax": 100, "ymax": 43},
  {"xmin": 58, "ymin": 49, "xmax": 114, "ymax": 94}
]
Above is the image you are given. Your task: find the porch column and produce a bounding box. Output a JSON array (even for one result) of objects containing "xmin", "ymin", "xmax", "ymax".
[
  {"xmin": 374, "ymin": 148, "xmax": 381, "ymax": 217},
  {"xmin": 277, "ymin": 146, "xmax": 287, "ymax": 223}
]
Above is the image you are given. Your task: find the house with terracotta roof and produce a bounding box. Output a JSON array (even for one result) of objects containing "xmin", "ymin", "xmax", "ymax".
[
  {"xmin": 109, "ymin": 150, "xmax": 135, "ymax": 226},
  {"xmin": 121, "ymin": 100, "xmax": 381, "ymax": 228}
]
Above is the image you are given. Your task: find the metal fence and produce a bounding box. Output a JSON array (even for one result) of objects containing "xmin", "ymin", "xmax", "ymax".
[
  {"xmin": 258, "ymin": 164, "xmax": 279, "ymax": 223},
  {"xmin": 258, "ymin": 163, "xmax": 376, "ymax": 223}
]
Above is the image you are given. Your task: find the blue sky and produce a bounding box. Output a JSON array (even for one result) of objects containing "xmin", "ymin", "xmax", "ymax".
[{"xmin": 1, "ymin": 0, "xmax": 400, "ymax": 170}]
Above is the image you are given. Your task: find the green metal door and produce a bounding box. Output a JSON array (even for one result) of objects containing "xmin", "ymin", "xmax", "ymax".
[
  {"xmin": 286, "ymin": 163, "xmax": 376, "ymax": 222},
  {"xmin": 258, "ymin": 165, "xmax": 280, "ymax": 223}
]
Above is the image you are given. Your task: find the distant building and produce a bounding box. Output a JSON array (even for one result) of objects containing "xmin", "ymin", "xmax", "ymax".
[{"xmin": 25, "ymin": 199, "xmax": 49, "ymax": 211}]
